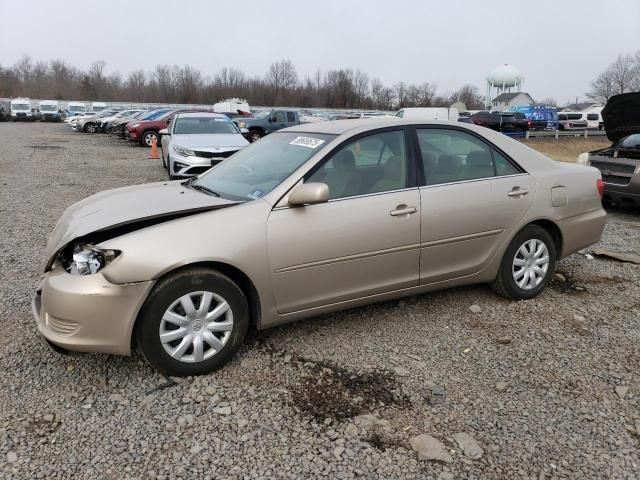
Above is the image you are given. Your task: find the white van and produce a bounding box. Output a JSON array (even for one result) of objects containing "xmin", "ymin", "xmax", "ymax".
[
  {"xmin": 66, "ymin": 102, "xmax": 87, "ymax": 117},
  {"xmin": 10, "ymin": 98, "xmax": 35, "ymax": 121},
  {"xmin": 395, "ymin": 107, "xmax": 459, "ymax": 122},
  {"xmin": 91, "ymin": 102, "xmax": 108, "ymax": 112},
  {"xmin": 39, "ymin": 100, "xmax": 62, "ymax": 122}
]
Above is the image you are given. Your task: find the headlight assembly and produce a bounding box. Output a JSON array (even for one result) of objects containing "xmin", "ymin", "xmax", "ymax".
[
  {"xmin": 62, "ymin": 244, "xmax": 120, "ymax": 275},
  {"xmin": 173, "ymin": 145, "xmax": 195, "ymax": 157},
  {"xmin": 237, "ymin": 121, "xmax": 246, "ymax": 128}
]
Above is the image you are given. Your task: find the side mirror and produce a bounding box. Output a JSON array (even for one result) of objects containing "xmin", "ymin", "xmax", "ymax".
[
  {"xmin": 240, "ymin": 127, "xmax": 249, "ymax": 134},
  {"xmin": 269, "ymin": 116, "xmax": 277, "ymax": 122},
  {"xmin": 288, "ymin": 183, "xmax": 329, "ymax": 206},
  {"xmin": 159, "ymin": 128, "xmax": 169, "ymax": 136}
]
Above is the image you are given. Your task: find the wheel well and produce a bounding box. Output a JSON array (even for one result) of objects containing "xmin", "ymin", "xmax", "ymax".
[
  {"xmin": 133, "ymin": 262, "xmax": 261, "ymax": 349},
  {"xmin": 529, "ymin": 219, "xmax": 563, "ymax": 258},
  {"xmin": 249, "ymin": 126, "xmax": 264, "ymax": 133}
]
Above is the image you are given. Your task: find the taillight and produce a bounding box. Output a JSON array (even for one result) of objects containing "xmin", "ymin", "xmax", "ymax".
[
  {"xmin": 597, "ymin": 177, "xmax": 604, "ymax": 198},
  {"xmin": 528, "ymin": 120, "xmax": 532, "ymax": 127}
]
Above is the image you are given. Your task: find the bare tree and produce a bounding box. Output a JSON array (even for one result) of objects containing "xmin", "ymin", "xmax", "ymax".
[
  {"xmin": 588, "ymin": 51, "xmax": 640, "ymax": 102},
  {"xmin": 538, "ymin": 97, "xmax": 558, "ymax": 107},
  {"xmin": 265, "ymin": 60, "xmax": 298, "ymax": 104}
]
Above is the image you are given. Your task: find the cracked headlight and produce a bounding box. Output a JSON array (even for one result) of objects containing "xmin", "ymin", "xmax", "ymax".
[
  {"xmin": 173, "ymin": 145, "xmax": 195, "ymax": 157},
  {"xmin": 63, "ymin": 244, "xmax": 120, "ymax": 275}
]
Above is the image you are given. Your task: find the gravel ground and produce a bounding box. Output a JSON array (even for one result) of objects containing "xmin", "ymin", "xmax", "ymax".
[{"xmin": 0, "ymin": 122, "xmax": 639, "ymax": 479}]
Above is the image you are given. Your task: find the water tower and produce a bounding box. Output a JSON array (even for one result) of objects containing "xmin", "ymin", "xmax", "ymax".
[{"xmin": 485, "ymin": 64, "xmax": 524, "ymax": 109}]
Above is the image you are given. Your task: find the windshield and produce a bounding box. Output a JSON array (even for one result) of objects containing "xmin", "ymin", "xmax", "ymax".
[
  {"xmin": 68, "ymin": 105, "xmax": 86, "ymax": 112},
  {"xmin": 193, "ymin": 132, "xmax": 336, "ymax": 201},
  {"xmin": 13, "ymin": 103, "xmax": 30, "ymax": 111},
  {"xmin": 142, "ymin": 109, "xmax": 172, "ymax": 120},
  {"xmin": 255, "ymin": 111, "xmax": 271, "ymax": 119},
  {"xmin": 40, "ymin": 104, "xmax": 57, "ymax": 111},
  {"xmin": 174, "ymin": 117, "xmax": 239, "ymax": 134}
]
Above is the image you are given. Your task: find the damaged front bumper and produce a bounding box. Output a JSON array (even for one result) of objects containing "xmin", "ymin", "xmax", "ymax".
[{"xmin": 32, "ymin": 267, "xmax": 154, "ymax": 356}]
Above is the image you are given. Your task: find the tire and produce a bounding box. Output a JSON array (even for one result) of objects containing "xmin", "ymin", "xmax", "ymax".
[
  {"xmin": 249, "ymin": 129, "xmax": 263, "ymax": 142},
  {"xmin": 490, "ymin": 225, "xmax": 556, "ymax": 300},
  {"xmin": 135, "ymin": 268, "xmax": 249, "ymax": 376},
  {"xmin": 83, "ymin": 122, "xmax": 96, "ymax": 133},
  {"xmin": 141, "ymin": 130, "xmax": 158, "ymax": 147}
]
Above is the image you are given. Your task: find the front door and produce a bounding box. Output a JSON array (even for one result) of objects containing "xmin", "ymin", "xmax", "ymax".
[
  {"xmin": 415, "ymin": 127, "xmax": 535, "ymax": 284},
  {"xmin": 267, "ymin": 129, "xmax": 421, "ymax": 314}
]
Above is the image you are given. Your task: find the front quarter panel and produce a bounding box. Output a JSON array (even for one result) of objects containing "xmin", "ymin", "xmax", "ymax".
[{"xmin": 98, "ymin": 199, "xmax": 275, "ymax": 319}]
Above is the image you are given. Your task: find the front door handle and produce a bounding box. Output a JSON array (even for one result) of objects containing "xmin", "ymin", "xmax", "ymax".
[
  {"xmin": 507, "ymin": 188, "xmax": 529, "ymax": 197},
  {"xmin": 390, "ymin": 205, "xmax": 417, "ymax": 216}
]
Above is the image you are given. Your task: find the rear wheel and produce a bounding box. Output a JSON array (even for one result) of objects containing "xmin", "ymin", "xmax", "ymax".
[
  {"xmin": 491, "ymin": 225, "xmax": 556, "ymax": 300},
  {"xmin": 141, "ymin": 130, "xmax": 158, "ymax": 147},
  {"xmin": 135, "ymin": 268, "xmax": 249, "ymax": 376}
]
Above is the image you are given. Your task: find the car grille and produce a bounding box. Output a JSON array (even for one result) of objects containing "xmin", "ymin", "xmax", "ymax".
[
  {"xmin": 46, "ymin": 314, "xmax": 80, "ymax": 336},
  {"xmin": 194, "ymin": 150, "xmax": 237, "ymax": 159},
  {"xmin": 589, "ymin": 161, "xmax": 636, "ymax": 174}
]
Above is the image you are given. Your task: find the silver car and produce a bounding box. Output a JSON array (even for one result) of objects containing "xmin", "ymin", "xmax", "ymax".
[
  {"xmin": 33, "ymin": 119, "xmax": 606, "ymax": 376},
  {"xmin": 160, "ymin": 112, "xmax": 249, "ymax": 179}
]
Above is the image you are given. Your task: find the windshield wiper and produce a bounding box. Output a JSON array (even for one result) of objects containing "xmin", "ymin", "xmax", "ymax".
[{"xmin": 188, "ymin": 183, "xmax": 221, "ymax": 197}]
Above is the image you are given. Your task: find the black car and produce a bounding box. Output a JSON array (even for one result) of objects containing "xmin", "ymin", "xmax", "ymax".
[{"xmin": 470, "ymin": 111, "xmax": 526, "ymax": 132}]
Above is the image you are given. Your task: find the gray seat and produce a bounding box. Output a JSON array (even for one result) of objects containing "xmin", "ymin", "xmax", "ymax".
[
  {"xmin": 430, "ymin": 154, "xmax": 462, "ymax": 185},
  {"xmin": 371, "ymin": 155, "xmax": 406, "ymax": 193},
  {"xmin": 464, "ymin": 150, "xmax": 494, "ymax": 180},
  {"xmin": 421, "ymin": 151, "xmax": 438, "ymax": 180},
  {"xmin": 322, "ymin": 150, "xmax": 360, "ymax": 198}
]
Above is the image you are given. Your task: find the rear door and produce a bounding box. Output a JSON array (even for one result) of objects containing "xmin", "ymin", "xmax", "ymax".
[{"xmin": 415, "ymin": 127, "xmax": 535, "ymax": 284}]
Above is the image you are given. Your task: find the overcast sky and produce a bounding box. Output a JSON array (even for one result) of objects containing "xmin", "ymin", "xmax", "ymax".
[{"xmin": 1, "ymin": 0, "xmax": 638, "ymax": 104}]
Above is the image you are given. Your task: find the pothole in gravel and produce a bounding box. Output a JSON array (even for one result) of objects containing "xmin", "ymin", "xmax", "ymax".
[
  {"xmin": 290, "ymin": 359, "xmax": 410, "ymax": 421},
  {"xmin": 551, "ymin": 271, "xmax": 626, "ymax": 294}
]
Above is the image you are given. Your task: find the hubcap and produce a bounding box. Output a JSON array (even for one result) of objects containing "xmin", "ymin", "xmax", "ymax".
[
  {"xmin": 145, "ymin": 134, "xmax": 155, "ymax": 146},
  {"xmin": 159, "ymin": 291, "xmax": 233, "ymax": 363},
  {"xmin": 512, "ymin": 239, "xmax": 550, "ymax": 290}
]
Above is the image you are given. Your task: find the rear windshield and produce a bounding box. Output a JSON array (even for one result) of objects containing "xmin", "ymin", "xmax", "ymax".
[{"xmin": 173, "ymin": 117, "xmax": 239, "ymax": 134}]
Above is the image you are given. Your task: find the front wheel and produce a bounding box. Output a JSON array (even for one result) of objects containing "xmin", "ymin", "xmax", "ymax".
[
  {"xmin": 249, "ymin": 129, "xmax": 263, "ymax": 142},
  {"xmin": 136, "ymin": 268, "xmax": 249, "ymax": 376},
  {"xmin": 141, "ymin": 130, "xmax": 158, "ymax": 147},
  {"xmin": 490, "ymin": 225, "xmax": 556, "ymax": 300},
  {"xmin": 84, "ymin": 122, "xmax": 96, "ymax": 133}
]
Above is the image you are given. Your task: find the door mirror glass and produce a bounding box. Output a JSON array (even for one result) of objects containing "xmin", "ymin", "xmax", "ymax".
[{"xmin": 288, "ymin": 182, "xmax": 329, "ymax": 206}]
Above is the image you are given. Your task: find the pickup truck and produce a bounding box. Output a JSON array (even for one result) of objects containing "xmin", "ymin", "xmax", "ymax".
[{"xmin": 235, "ymin": 109, "xmax": 300, "ymax": 142}]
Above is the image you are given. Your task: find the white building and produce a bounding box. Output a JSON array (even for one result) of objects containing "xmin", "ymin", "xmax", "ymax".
[{"xmin": 491, "ymin": 92, "xmax": 535, "ymax": 111}]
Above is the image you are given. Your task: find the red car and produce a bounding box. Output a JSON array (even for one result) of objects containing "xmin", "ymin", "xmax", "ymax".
[{"xmin": 126, "ymin": 109, "xmax": 211, "ymax": 146}]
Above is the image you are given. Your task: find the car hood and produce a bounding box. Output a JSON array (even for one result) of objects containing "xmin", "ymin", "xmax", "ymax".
[
  {"xmin": 46, "ymin": 181, "xmax": 237, "ymax": 265},
  {"xmin": 602, "ymin": 92, "xmax": 640, "ymax": 142},
  {"xmin": 170, "ymin": 133, "xmax": 248, "ymax": 149}
]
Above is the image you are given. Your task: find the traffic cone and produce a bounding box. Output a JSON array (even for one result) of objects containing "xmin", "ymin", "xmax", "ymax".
[{"xmin": 149, "ymin": 136, "xmax": 160, "ymax": 159}]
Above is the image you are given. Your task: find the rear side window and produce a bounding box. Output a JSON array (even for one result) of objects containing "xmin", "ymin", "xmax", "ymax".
[
  {"xmin": 558, "ymin": 114, "xmax": 568, "ymax": 120},
  {"xmin": 287, "ymin": 112, "xmax": 296, "ymax": 122},
  {"xmin": 567, "ymin": 113, "xmax": 583, "ymax": 120},
  {"xmin": 417, "ymin": 129, "xmax": 521, "ymax": 185},
  {"xmin": 587, "ymin": 114, "xmax": 599, "ymax": 120}
]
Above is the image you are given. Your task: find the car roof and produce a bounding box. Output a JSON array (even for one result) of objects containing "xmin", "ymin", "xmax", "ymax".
[
  {"xmin": 284, "ymin": 117, "xmax": 491, "ymax": 136},
  {"xmin": 173, "ymin": 112, "xmax": 228, "ymax": 119}
]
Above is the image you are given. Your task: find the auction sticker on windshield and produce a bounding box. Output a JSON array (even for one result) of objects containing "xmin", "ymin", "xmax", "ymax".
[{"xmin": 289, "ymin": 136, "xmax": 325, "ymax": 149}]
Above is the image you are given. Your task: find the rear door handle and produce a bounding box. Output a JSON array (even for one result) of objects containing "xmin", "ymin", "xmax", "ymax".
[
  {"xmin": 390, "ymin": 205, "xmax": 417, "ymax": 216},
  {"xmin": 507, "ymin": 188, "xmax": 529, "ymax": 197}
]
